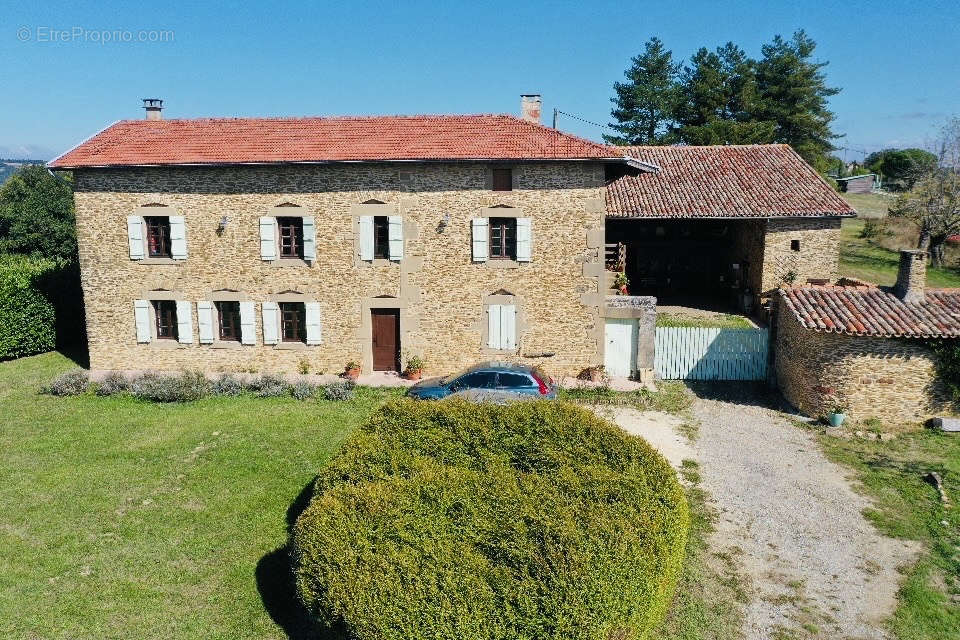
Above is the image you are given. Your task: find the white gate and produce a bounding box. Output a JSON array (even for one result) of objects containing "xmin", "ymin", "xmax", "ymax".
[
  {"xmin": 655, "ymin": 327, "xmax": 769, "ymax": 381},
  {"xmin": 604, "ymin": 318, "xmax": 638, "ymax": 377}
]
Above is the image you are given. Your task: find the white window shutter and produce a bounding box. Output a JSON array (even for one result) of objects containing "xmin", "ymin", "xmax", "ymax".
[
  {"xmin": 305, "ymin": 302, "xmax": 322, "ymax": 345},
  {"xmin": 197, "ymin": 301, "xmax": 214, "ymax": 344},
  {"xmin": 259, "ymin": 217, "xmax": 277, "ymax": 261},
  {"xmin": 262, "ymin": 302, "xmax": 279, "ymax": 345},
  {"xmin": 239, "ymin": 301, "xmax": 256, "ymax": 345},
  {"xmin": 515, "ymin": 218, "xmax": 532, "ymax": 262},
  {"xmin": 388, "ymin": 216, "xmax": 404, "ymax": 261},
  {"xmin": 169, "ymin": 216, "xmax": 188, "ymax": 259},
  {"xmin": 134, "ymin": 299, "xmax": 151, "ymax": 343},
  {"xmin": 472, "ymin": 218, "xmax": 489, "ymax": 262},
  {"xmin": 487, "ymin": 304, "xmax": 502, "ymax": 349},
  {"xmin": 501, "ymin": 304, "xmax": 517, "ymax": 350},
  {"xmin": 358, "ymin": 216, "xmax": 374, "ymax": 261},
  {"xmin": 176, "ymin": 301, "xmax": 193, "ymax": 344},
  {"xmin": 302, "ymin": 216, "xmax": 316, "ymax": 261},
  {"xmin": 127, "ymin": 216, "xmax": 145, "ymax": 260}
]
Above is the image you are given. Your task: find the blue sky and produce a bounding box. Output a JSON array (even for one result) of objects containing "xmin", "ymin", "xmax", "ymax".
[{"xmin": 2, "ymin": 0, "xmax": 958, "ymax": 161}]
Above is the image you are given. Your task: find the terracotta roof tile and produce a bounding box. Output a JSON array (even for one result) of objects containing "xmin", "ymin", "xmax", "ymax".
[
  {"xmin": 605, "ymin": 144, "xmax": 855, "ymax": 219},
  {"xmin": 48, "ymin": 115, "xmax": 622, "ymax": 168},
  {"xmin": 781, "ymin": 285, "xmax": 960, "ymax": 338}
]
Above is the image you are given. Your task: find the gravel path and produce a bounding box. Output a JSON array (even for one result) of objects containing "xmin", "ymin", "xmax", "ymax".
[{"xmin": 606, "ymin": 390, "xmax": 919, "ymax": 640}]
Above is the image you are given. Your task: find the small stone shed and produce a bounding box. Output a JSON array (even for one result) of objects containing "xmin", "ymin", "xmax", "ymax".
[{"xmin": 775, "ymin": 250, "xmax": 959, "ymax": 423}]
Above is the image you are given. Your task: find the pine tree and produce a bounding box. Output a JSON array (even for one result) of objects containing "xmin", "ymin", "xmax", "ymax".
[{"xmin": 605, "ymin": 38, "xmax": 681, "ymax": 145}]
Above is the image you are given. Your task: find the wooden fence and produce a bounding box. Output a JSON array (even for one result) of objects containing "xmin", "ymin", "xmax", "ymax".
[{"xmin": 654, "ymin": 327, "xmax": 769, "ymax": 381}]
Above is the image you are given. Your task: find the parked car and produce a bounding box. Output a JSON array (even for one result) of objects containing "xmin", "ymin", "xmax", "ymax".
[{"xmin": 406, "ymin": 362, "xmax": 556, "ymax": 400}]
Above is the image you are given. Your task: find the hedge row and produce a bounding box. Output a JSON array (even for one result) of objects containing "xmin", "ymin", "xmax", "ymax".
[
  {"xmin": 0, "ymin": 255, "xmax": 59, "ymax": 360},
  {"xmin": 292, "ymin": 399, "xmax": 689, "ymax": 640}
]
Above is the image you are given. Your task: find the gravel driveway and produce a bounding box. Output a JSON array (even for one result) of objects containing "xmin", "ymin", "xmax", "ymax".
[{"xmin": 607, "ymin": 387, "xmax": 919, "ymax": 640}]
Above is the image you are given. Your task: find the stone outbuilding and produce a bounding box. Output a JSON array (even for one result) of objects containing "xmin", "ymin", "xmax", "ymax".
[{"xmin": 775, "ymin": 249, "xmax": 959, "ymax": 423}]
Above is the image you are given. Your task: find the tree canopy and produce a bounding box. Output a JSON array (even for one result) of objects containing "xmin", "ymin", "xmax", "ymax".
[
  {"xmin": 604, "ymin": 37, "xmax": 681, "ymax": 145},
  {"xmin": 865, "ymin": 148, "xmax": 938, "ymax": 191},
  {"xmin": 0, "ymin": 165, "xmax": 76, "ymax": 262}
]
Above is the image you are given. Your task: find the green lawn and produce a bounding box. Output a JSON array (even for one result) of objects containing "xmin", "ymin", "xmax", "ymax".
[
  {"xmin": 656, "ymin": 313, "xmax": 754, "ymax": 329},
  {"xmin": 0, "ymin": 352, "xmax": 399, "ymax": 640},
  {"xmin": 839, "ymin": 219, "xmax": 960, "ymax": 288},
  {"xmin": 841, "ymin": 192, "xmax": 897, "ymax": 219},
  {"xmin": 818, "ymin": 428, "xmax": 960, "ymax": 640}
]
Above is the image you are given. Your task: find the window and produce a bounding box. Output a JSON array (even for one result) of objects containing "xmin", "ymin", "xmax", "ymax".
[
  {"xmin": 489, "ymin": 217, "xmax": 517, "ymax": 260},
  {"xmin": 277, "ymin": 217, "xmax": 304, "ymax": 259},
  {"xmin": 153, "ymin": 300, "xmax": 178, "ymax": 340},
  {"xmin": 216, "ymin": 301, "xmax": 241, "ymax": 342},
  {"xmin": 498, "ymin": 373, "xmax": 534, "ymax": 388},
  {"xmin": 279, "ymin": 302, "xmax": 306, "ymax": 343},
  {"xmin": 145, "ymin": 217, "xmax": 172, "ymax": 258},
  {"xmin": 487, "ymin": 303, "xmax": 517, "ymax": 351},
  {"xmin": 373, "ymin": 216, "xmax": 389, "ymax": 259},
  {"xmin": 492, "ymin": 167, "xmax": 512, "ymax": 191},
  {"xmin": 790, "ymin": 239, "xmax": 801, "ymax": 252},
  {"xmin": 451, "ymin": 371, "xmax": 498, "ymax": 391}
]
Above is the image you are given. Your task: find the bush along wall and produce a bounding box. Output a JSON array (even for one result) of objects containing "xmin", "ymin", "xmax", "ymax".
[
  {"xmin": 291, "ymin": 399, "xmax": 690, "ymax": 640},
  {"xmin": 0, "ymin": 255, "xmax": 60, "ymax": 359}
]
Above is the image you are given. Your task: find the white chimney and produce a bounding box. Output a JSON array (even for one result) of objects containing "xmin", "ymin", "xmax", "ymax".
[
  {"xmin": 143, "ymin": 98, "xmax": 163, "ymax": 120},
  {"xmin": 520, "ymin": 94, "xmax": 542, "ymax": 124}
]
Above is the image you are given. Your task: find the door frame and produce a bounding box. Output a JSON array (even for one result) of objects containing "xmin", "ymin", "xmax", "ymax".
[{"xmin": 370, "ymin": 308, "xmax": 401, "ymax": 371}]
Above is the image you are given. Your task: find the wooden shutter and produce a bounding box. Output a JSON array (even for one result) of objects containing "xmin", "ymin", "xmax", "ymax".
[
  {"xmin": 472, "ymin": 218, "xmax": 489, "ymax": 262},
  {"xmin": 487, "ymin": 304, "xmax": 502, "ymax": 349},
  {"xmin": 197, "ymin": 300, "xmax": 214, "ymax": 344},
  {"xmin": 127, "ymin": 216, "xmax": 145, "ymax": 260},
  {"xmin": 175, "ymin": 301, "xmax": 193, "ymax": 344},
  {"xmin": 261, "ymin": 301, "xmax": 279, "ymax": 345},
  {"xmin": 501, "ymin": 304, "xmax": 517, "ymax": 350},
  {"xmin": 259, "ymin": 217, "xmax": 277, "ymax": 261},
  {"xmin": 388, "ymin": 216, "xmax": 403, "ymax": 261},
  {"xmin": 305, "ymin": 302, "xmax": 322, "ymax": 345},
  {"xmin": 515, "ymin": 218, "xmax": 532, "ymax": 262},
  {"xmin": 169, "ymin": 216, "xmax": 187, "ymax": 259},
  {"xmin": 358, "ymin": 216, "xmax": 374, "ymax": 261},
  {"xmin": 302, "ymin": 216, "xmax": 316, "ymax": 261},
  {"xmin": 134, "ymin": 299, "xmax": 151, "ymax": 343},
  {"xmin": 239, "ymin": 301, "xmax": 256, "ymax": 345}
]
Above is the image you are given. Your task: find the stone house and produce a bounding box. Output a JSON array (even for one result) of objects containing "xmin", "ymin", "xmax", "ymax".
[
  {"xmin": 48, "ymin": 97, "xmax": 851, "ymax": 378},
  {"xmin": 775, "ymin": 250, "xmax": 960, "ymax": 423}
]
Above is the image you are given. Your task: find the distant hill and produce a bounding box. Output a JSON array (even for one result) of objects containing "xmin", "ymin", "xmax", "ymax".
[{"xmin": 0, "ymin": 160, "xmax": 45, "ymax": 185}]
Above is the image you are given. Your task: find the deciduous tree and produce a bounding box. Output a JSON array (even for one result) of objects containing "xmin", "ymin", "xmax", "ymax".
[{"xmin": 0, "ymin": 165, "xmax": 76, "ymax": 262}]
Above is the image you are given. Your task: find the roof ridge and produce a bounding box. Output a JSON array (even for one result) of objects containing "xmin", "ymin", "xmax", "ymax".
[{"xmin": 115, "ymin": 113, "xmax": 524, "ymax": 123}]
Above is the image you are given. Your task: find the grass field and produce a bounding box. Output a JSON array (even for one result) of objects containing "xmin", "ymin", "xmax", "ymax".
[
  {"xmin": 839, "ymin": 218, "xmax": 960, "ymax": 288},
  {"xmin": 656, "ymin": 312, "xmax": 754, "ymax": 329},
  {"xmin": 841, "ymin": 191, "xmax": 897, "ymax": 218}
]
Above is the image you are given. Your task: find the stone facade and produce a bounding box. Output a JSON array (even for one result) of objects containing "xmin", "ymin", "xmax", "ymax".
[
  {"xmin": 760, "ymin": 218, "xmax": 842, "ymax": 296},
  {"xmin": 73, "ymin": 162, "xmax": 608, "ymax": 377},
  {"xmin": 774, "ymin": 298, "xmax": 952, "ymax": 424}
]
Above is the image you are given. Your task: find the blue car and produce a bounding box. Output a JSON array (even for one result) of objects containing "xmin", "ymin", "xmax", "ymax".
[{"xmin": 406, "ymin": 361, "xmax": 557, "ymax": 400}]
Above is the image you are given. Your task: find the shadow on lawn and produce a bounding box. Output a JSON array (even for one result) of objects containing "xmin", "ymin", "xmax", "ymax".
[{"xmin": 256, "ymin": 478, "xmax": 348, "ymax": 640}]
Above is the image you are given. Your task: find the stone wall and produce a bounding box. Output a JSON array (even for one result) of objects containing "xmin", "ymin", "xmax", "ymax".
[
  {"xmin": 73, "ymin": 162, "xmax": 607, "ymax": 377},
  {"xmin": 760, "ymin": 218, "xmax": 842, "ymax": 297},
  {"xmin": 775, "ymin": 298, "xmax": 953, "ymax": 423}
]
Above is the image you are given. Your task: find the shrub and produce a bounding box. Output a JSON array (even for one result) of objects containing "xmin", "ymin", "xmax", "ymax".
[
  {"xmin": 322, "ymin": 380, "xmax": 355, "ymax": 401},
  {"xmin": 859, "ymin": 218, "xmax": 890, "ymax": 240},
  {"xmin": 0, "ymin": 256, "xmax": 58, "ymax": 359},
  {"xmin": 95, "ymin": 371, "xmax": 129, "ymax": 396},
  {"xmin": 292, "ymin": 400, "xmax": 689, "ymax": 640},
  {"xmin": 211, "ymin": 373, "xmax": 244, "ymax": 396},
  {"xmin": 292, "ymin": 380, "xmax": 318, "ymax": 401},
  {"xmin": 248, "ymin": 374, "xmax": 289, "ymax": 397},
  {"xmin": 297, "ymin": 358, "xmax": 311, "ymax": 375},
  {"xmin": 131, "ymin": 371, "xmax": 208, "ymax": 403},
  {"xmin": 43, "ymin": 368, "xmax": 89, "ymax": 396}
]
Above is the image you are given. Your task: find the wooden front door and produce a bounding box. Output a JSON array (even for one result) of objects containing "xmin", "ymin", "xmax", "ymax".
[{"xmin": 371, "ymin": 309, "xmax": 400, "ymax": 371}]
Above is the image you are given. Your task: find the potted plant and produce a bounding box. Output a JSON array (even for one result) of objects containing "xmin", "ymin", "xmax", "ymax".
[
  {"xmin": 613, "ymin": 272, "xmax": 629, "ymax": 296},
  {"xmin": 827, "ymin": 403, "xmax": 847, "ymax": 427},
  {"xmin": 344, "ymin": 360, "xmax": 361, "ymax": 380},
  {"xmin": 583, "ymin": 364, "xmax": 605, "ymax": 382},
  {"xmin": 404, "ymin": 355, "xmax": 425, "ymax": 380}
]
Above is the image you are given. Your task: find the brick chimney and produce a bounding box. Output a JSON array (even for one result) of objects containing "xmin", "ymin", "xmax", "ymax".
[
  {"xmin": 893, "ymin": 249, "xmax": 927, "ymax": 303},
  {"xmin": 520, "ymin": 94, "xmax": 542, "ymax": 124},
  {"xmin": 142, "ymin": 98, "xmax": 163, "ymax": 120}
]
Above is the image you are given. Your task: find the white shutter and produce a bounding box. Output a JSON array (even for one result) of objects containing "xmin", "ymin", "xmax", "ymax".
[
  {"xmin": 501, "ymin": 304, "xmax": 517, "ymax": 350},
  {"xmin": 127, "ymin": 216, "xmax": 145, "ymax": 260},
  {"xmin": 305, "ymin": 302, "xmax": 322, "ymax": 345},
  {"xmin": 472, "ymin": 218, "xmax": 489, "ymax": 262},
  {"xmin": 487, "ymin": 304, "xmax": 502, "ymax": 349},
  {"xmin": 302, "ymin": 216, "xmax": 316, "ymax": 261},
  {"xmin": 176, "ymin": 300, "xmax": 193, "ymax": 344},
  {"xmin": 239, "ymin": 301, "xmax": 256, "ymax": 345},
  {"xmin": 515, "ymin": 218, "xmax": 532, "ymax": 262},
  {"xmin": 197, "ymin": 300, "xmax": 214, "ymax": 344},
  {"xmin": 388, "ymin": 216, "xmax": 404, "ymax": 261},
  {"xmin": 169, "ymin": 216, "xmax": 187, "ymax": 259},
  {"xmin": 358, "ymin": 216, "xmax": 374, "ymax": 261},
  {"xmin": 262, "ymin": 302, "xmax": 279, "ymax": 345},
  {"xmin": 259, "ymin": 217, "xmax": 277, "ymax": 261},
  {"xmin": 134, "ymin": 299, "xmax": 151, "ymax": 343}
]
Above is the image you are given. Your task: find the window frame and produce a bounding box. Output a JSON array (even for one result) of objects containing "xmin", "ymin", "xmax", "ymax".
[
  {"xmin": 153, "ymin": 300, "xmax": 178, "ymax": 340},
  {"xmin": 216, "ymin": 301, "xmax": 242, "ymax": 342},
  {"xmin": 491, "ymin": 167, "xmax": 513, "ymax": 192},
  {"xmin": 488, "ymin": 217, "xmax": 517, "ymax": 260},
  {"xmin": 144, "ymin": 216, "xmax": 172, "ymax": 258},
  {"xmin": 373, "ymin": 216, "xmax": 390, "ymax": 260},
  {"xmin": 276, "ymin": 216, "xmax": 305, "ymax": 259},
  {"xmin": 279, "ymin": 301, "xmax": 307, "ymax": 343}
]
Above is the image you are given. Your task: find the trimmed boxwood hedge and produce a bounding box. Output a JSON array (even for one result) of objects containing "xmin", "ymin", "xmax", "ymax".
[
  {"xmin": 291, "ymin": 399, "xmax": 689, "ymax": 640},
  {"xmin": 0, "ymin": 255, "xmax": 58, "ymax": 360}
]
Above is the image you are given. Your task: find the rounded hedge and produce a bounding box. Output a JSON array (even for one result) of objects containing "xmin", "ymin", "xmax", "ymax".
[
  {"xmin": 0, "ymin": 256, "xmax": 58, "ymax": 360},
  {"xmin": 292, "ymin": 399, "xmax": 689, "ymax": 640}
]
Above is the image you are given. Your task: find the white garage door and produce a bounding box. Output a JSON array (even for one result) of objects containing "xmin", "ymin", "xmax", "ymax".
[{"xmin": 604, "ymin": 318, "xmax": 638, "ymax": 377}]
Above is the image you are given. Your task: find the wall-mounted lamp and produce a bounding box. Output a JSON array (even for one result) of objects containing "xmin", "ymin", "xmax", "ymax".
[
  {"xmin": 436, "ymin": 212, "xmax": 451, "ymax": 234},
  {"xmin": 217, "ymin": 215, "xmax": 230, "ymax": 235}
]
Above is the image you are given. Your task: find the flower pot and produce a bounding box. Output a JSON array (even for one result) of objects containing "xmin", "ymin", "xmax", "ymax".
[
  {"xmin": 588, "ymin": 369, "xmax": 603, "ymax": 382},
  {"xmin": 405, "ymin": 369, "xmax": 423, "ymax": 381},
  {"xmin": 345, "ymin": 367, "xmax": 361, "ymax": 380},
  {"xmin": 828, "ymin": 412, "xmax": 846, "ymax": 427}
]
